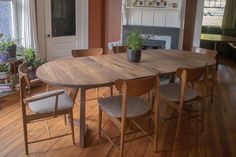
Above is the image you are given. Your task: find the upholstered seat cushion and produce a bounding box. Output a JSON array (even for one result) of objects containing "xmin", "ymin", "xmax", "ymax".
[
  {"xmin": 29, "ymin": 90, "xmax": 73, "ymax": 114},
  {"xmin": 160, "ymin": 83, "xmax": 199, "ymax": 102},
  {"xmin": 98, "ymin": 95, "xmax": 151, "ymax": 119}
]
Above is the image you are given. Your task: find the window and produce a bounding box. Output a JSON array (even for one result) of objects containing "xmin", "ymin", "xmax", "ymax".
[
  {"xmin": 202, "ymin": 0, "xmax": 226, "ymax": 27},
  {"xmin": 0, "ymin": 0, "xmax": 18, "ymax": 39}
]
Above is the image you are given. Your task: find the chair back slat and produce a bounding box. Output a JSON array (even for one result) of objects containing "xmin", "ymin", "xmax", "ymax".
[
  {"xmin": 18, "ymin": 62, "xmax": 31, "ymax": 94},
  {"xmin": 115, "ymin": 75, "xmax": 159, "ymax": 97},
  {"xmin": 112, "ymin": 45, "xmax": 128, "ymax": 54},
  {"xmin": 71, "ymin": 48, "xmax": 103, "ymax": 57},
  {"xmin": 176, "ymin": 66, "xmax": 206, "ymax": 83}
]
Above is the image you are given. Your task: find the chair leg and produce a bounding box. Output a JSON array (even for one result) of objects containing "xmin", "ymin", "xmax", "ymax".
[
  {"xmin": 175, "ymin": 110, "xmax": 182, "ymax": 140},
  {"xmin": 120, "ymin": 124, "xmax": 125, "ymax": 157},
  {"xmin": 69, "ymin": 110, "xmax": 75, "ymax": 144},
  {"xmin": 201, "ymin": 99, "xmax": 205, "ymax": 132},
  {"xmin": 64, "ymin": 114, "xmax": 67, "ymax": 125},
  {"xmin": 46, "ymin": 84, "xmax": 49, "ymax": 92},
  {"xmin": 23, "ymin": 122, "xmax": 29, "ymax": 155},
  {"xmin": 96, "ymin": 88, "xmax": 99, "ymax": 98},
  {"xmin": 110, "ymin": 86, "xmax": 113, "ymax": 96},
  {"xmin": 98, "ymin": 106, "xmax": 102, "ymax": 138},
  {"xmin": 154, "ymin": 109, "xmax": 158, "ymax": 152}
]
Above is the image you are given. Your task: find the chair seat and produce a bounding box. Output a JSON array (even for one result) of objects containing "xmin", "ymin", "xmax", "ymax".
[
  {"xmin": 160, "ymin": 83, "xmax": 199, "ymax": 102},
  {"xmin": 98, "ymin": 95, "xmax": 151, "ymax": 119},
  {"xmin": 29, "ymin": 90, "xmax": 73, "ymax": 114}
]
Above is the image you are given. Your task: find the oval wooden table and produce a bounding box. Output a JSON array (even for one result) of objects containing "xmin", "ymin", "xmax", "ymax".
[{"xmin": 36, "ymin": 49, "xmax": 216, "ymax": 148}]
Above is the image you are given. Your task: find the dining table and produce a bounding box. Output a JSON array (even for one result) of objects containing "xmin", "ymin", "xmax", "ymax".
[{"xmin": 36, "ymin": 49, "xmax": 216, "ymax": 148}]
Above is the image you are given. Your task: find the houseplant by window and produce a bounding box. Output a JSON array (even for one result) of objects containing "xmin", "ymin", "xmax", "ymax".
[
  {"xmin": 0, "ymin": 34, "xmax": 18, "ymax": 58},
  {"xmin": 127, "ymin": 31, "xmax": 147, "ymax": 62},
  {"xmin": 0, "ymin": 33, "xmax": 9, "ymax": 61},
  {"xmin": 18, "ymin": 48, "xmax": 46, "ymax": 79}
]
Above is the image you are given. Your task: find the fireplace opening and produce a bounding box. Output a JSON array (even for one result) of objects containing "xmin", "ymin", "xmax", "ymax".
[{"xmin": 142, "ymin": 40, "xmax": 166, "ymax": 50}]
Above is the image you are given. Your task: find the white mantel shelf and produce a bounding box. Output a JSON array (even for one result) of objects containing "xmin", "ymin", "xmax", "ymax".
[
  {"xmin": 126, "ymin": 6, "xmax": 180, "ymax": 11},
  {"xmin": 123, "ymin": 0, "xmax": 183, "ymax": 28}
]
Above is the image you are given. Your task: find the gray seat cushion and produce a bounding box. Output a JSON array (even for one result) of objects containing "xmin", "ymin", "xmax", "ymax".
[
  {"xmin": 98, "ymin": 95, "xmax": 151, "ymax": 119},
  {"xmin": 160, "ymin": 83, "xmax": 199, "ymax": 102},
  {"xmin": 29, "ymin": 90, "xmax": 73, "ymax": 114}
]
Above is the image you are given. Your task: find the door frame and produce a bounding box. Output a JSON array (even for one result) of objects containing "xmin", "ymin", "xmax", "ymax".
[{"xmin": 36, "ymin": 0, "xmax": 88, "ymax": 60}]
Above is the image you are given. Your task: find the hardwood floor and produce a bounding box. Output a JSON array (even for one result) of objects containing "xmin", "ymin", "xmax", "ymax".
[{"xmin": 1, "ymin": 60, "xmax": 236, "ymax": 157}]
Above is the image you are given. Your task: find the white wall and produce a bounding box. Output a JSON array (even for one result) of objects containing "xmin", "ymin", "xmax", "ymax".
[
  {"xmin": 193, "ymin": 0, "xmax": 204, "ymax": 47},
  {"xmin": 36, "ymin": 0, "xmax": 46, "ymax": 58}
]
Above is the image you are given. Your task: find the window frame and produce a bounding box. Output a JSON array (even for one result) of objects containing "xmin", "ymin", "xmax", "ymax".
[{"xmin": 0, "ymin": 0, "xmax": 19, "ymax": 40}]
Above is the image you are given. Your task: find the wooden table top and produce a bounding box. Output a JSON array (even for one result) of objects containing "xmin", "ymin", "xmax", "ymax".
[
  {"xmin": 201, "ymin": 34, "xmax": 236, "ymax": 42},
  {"xmin": 36, "ymin": 49, "xmax": 216, "ymax": 88}
]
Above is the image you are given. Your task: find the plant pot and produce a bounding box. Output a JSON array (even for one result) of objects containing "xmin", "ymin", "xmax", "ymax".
[
  {"xmin": 6, "ymin": 44, "xmax": 17, "ymax": 58},
  {"xmin": 127, "ymin": 49, "xmax": 142, "ymax": 63},
  {"xmin": 0, "ymin": 52, "xmax": 9, "ymax": 61}
]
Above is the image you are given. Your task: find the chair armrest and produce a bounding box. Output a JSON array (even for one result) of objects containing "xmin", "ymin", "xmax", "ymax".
[{"xmin": 24, "ymin": 90, "xmax": 65, "ymax": 104}]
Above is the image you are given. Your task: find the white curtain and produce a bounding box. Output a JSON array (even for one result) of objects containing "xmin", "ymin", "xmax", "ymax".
[{"xmin": 18, "ymin": 0, "xmax": 38, "ymax": 49}]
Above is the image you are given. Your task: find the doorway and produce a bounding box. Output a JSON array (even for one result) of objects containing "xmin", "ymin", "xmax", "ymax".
[{"xmin": 44, "ymin": 0, "xmax": 88, "ymax": 60}]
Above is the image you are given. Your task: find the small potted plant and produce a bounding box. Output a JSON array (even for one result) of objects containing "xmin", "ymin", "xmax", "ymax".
[
  {"xmin": 5, "ymin": 38, "xmax": 17, "ymax": 58},
  {"xmin": 0, "ymin": 63, "xmax": 10, "ymax": 79},
  {"xmin": 127, "ymin": 30, "xmax": 147, "ymax": 63},
  {"xmin": 0, "ymin": 34, "xmax": 18, "ymax": 58}
]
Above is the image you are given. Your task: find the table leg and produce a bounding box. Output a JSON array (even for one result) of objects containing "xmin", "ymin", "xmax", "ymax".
[{"xmin": 79, "ymin": 88, "xmax": 86, "ymax": 148}]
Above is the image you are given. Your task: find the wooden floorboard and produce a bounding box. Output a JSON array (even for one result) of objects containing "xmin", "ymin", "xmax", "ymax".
[{"xmin": 1, "ymin": 60, "xmax": 236, "ymax": 157}]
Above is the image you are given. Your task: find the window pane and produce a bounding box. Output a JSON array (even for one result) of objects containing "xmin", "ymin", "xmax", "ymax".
[
  {"xmin": 0, "ymin": 1, "xmax": 13, "ymax": 38},
  {"xmin": 51, "ymin": 0, "xmax": 76, "ymax": 37},
  {"xmin": 202, "ymin": 0, "xmax": 226, "ymax": 27}
]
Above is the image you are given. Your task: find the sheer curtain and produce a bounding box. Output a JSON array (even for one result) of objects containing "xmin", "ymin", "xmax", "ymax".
[
  {"xmin": 222, "ymin": 0, "xmax": 236, "ymax": 28},
  {"xmin": 18, "ymin": 0, "xmax": 38, "ymax": 49}
]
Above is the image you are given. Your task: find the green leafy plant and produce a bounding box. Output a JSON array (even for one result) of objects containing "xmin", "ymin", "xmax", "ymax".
[
  {"xmin": 0, "ymin": 37, "xmax": 18, "ymax": 51},
  {"xmin": 127, "ymin": 31, "xmax": 147, "ymax": 50},
  {"xmin": 0, "ymin": 63, "xmax": 10, "ymax": 73},
  {"xmin": 18, "ymin": 48, "xmax": 46, "ymax": 71}
]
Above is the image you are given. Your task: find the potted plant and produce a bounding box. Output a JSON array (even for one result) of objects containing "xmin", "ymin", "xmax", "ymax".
[
  {"xmin": 127, "ymin": 31, "xmax": 147, "ymax": 62},
  {"xmin": 0, "ymin": 63, "xmax": 10, "ymax": 79},
  {"xmin": 5, "ymin": 38, "xmax": 17, "ymax": 58},
  {"xmin": 0, "ymin": 33, "xmax": 9, "ymax": 61},
  {"xmin": 0, "ymin": 34, "xmax": 18, "ymax": 58},
  {"xmin": 18, "ymin": 48, "xmax": 46, "ymax": 79}
]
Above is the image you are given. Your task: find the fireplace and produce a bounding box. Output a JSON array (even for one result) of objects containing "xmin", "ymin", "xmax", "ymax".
[{"xmin": 122, "ymin": 25, "xmax": 180, "ymax": 49}]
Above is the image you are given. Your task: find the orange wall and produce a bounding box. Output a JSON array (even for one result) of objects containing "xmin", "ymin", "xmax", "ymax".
[
  {"xmin": 182, "ymin": 0, "xmax": 198, "ymax": 50},
  {"xmin": 88, "ymin": 0, "xmax": 105, "ymax": 48},
  {"xmin": 89, "ymin": 0, "xmax": 121, "ymax": 53}
]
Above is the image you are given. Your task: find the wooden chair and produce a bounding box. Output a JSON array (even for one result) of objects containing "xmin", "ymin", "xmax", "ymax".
[
  {"xmin": 192, "ymin": 47, "xmax": 217, "ymax": 105},
  {"xmin": 71, "ymin": 48, "xmax": 113, "ymax": 98},
  {"xmin": 160, "ymin": 66, "xmax": 207, "ymax": 140},
  {"xmin": 71, "ymin": 48, "xmax": 103, "ymax": 57},
  {"xmin": 98, "ymin": 75, "xmax": 160, "ymax": 157},
  {"xmin": 112, "ymin": 45, "xmax": 128, "ymax": 54},
  {"xmin": 18, "ymin": 62, "xmax": 76, "ymax": 155}
]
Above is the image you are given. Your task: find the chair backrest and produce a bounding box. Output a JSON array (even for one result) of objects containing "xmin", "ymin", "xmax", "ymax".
[
  {"xmin": 112, "ymin": 45, "xmax": 128, "ymax": 54},
  {"xmin": 18, "ymin": 62, "xmax": 32, "ymax": 102},
  {"xmin": 115, "ymin": 75, "xmax": 160, "ymax": 121},
  {"xmin": 192, "ymin": 47, "xmax": 217, "ymax": 58},
  {"xmin": 176, "ymin": 66, "xmax": 206, "ymax": 83},
  {"xmin": 71, "ymin": 48, "xmax": 103, "ymax": 58},
  {"xmin": 176, "ymin": 66, "xmax": 207, "ymax": 106},
  {"xmin": 115, "ymin": 75, "xmax": 159, "ymax": 97}
]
